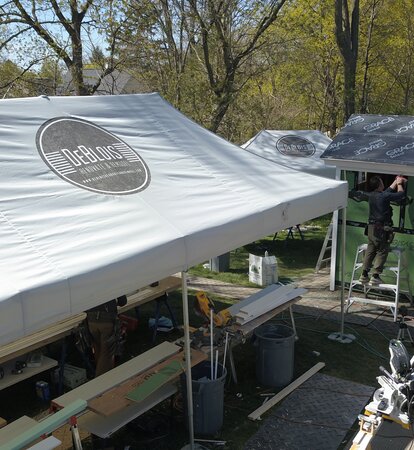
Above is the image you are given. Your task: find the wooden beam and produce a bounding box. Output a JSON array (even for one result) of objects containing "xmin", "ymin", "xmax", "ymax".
[
  {"xmin": 52, "ymin": 341, "xmax": 180, "ymax": 409},
  {"xmin": 88, "ymin": 348, "xmax": 206, "ymax": 417},
  {"xmin": 0, "ymin": 276, "xmax": 181, "ymax": 365},
  {"xmin": 248, "ymin": 362, "xmax": 325, "ymax": 421},
  {"xmin": 119, "ymin": 276, "xmax": 181, "ymax": 312},
  {"xmin": 0, "ymin": 399, "xmax": 86, "ymax": 450}
]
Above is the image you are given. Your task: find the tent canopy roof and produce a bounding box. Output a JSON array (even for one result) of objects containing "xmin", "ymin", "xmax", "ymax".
[
  {"xmin": 242, "ymin": 130, "xmax": 335, "ymax": 178},
  {"xmin": 0, "ymin": 93, "xmax": 347, "ymax": 345},
  {"xmin": 321, "ymin": 114, "xmax": 414, "ymax": 176}
]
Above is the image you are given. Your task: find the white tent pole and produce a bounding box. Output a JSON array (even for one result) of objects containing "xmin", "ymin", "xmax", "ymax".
[
  {"xmin": 181, "ymin": 271, "xmax": 194, "ymax": 449},
  {"xmin": 340, "ymin": 206, "xmax": 347, "ymax": 336}
]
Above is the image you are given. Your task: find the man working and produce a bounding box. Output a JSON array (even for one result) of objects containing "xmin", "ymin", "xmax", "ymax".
[
  {"xmin": 351, "ymin": 175, "xmax": 407, "ymax": 284},
  {"xmin": 86, "ymin": 295, "xmax": 127, "ymax": 376}
]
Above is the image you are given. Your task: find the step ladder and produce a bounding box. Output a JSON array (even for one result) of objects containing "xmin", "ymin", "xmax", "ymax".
[
  {"xmin": 347, "ymin": 244, "xmax": 413, "ymax": 321},
  {"xmin": 315, "ymin": 222, "xmax": 333, "ymax": 273}
]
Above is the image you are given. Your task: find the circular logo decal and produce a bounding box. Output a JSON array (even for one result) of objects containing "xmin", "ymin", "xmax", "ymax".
[
  {"xmin": 276, "ymin": 135, "xmax": 316, "ymax": 157},
  {"xmin": 36, "ymin": 117, "xmax": 150, "ymax": 195}
]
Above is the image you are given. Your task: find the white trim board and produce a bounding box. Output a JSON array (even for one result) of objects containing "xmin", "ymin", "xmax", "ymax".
[
  {"xmin": 78, "ymin": 382, "xmax": 177, "ymax": 438},
  {"xmin": 52, "ymin": 341, "xmax": 180, "ymax": 409}
]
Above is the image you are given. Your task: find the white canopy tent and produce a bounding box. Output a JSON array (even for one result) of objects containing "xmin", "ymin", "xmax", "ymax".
[
  {"xmin": 0, "ymin": 93, "xmax": 348, "ymax": 446},
  {"xmin": 242, "ymin": 129, "xmax": 336, "ymax": 179}
]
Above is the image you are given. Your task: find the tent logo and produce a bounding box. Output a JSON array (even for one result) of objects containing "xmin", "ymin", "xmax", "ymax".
[
  {"xmin": 276, "ymin": 136, "xmax": 316, "ymax": 157},
  {"xmin": 36, "ymin": 117, "xmax": 150, "ymax": 195}
]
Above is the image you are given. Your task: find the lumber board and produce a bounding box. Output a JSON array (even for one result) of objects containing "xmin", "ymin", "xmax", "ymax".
[
  {"xmin": 248, "ymin": 362, "xmax": 325, "ymax": 421},
  {"xmin": 0, "ymin": 314, "xmax": 85, "ymax": 365},
  {"xmin": 119, "ymin": 276, "xmax": 181, "ymax": 312},
  {"xmin": 78, "ymin": 383, "xmax": 177, "ymax": 438},
  {"xmin": 88, "ymin": 348, "xmax": 206, "ymax": 417},
  {"xmin": 228, "ymin": 283, "xmax": 294, "ymax": 316},
  {"xmin": 126, "ymin": 360, "xmax": 182, "ymax": 403},
  {"xmin": 235, "ymin": 288, "xmax": 307, "ymax": 324},
  {"xmin": 233, "ymin": 298, "xmax": 301, "ymax": 336},
  {"xmin": 0, "ymin": 399, "xmax": 86, "ymax": 450},
  {"xmin": 0, "ymin": 416, "xmax": 37, "ymax": 444},
  {"xmin": 0, "ymin": 356, "xmax": 58, "ymax": 391},
  {"xmin": 52, "ymin": 341, "xmax": 180, "ymax": 409},
  {"xmin": 238, "ymin": 285, "xmax": 295, "ymax": 315},
  {"xmin": 0, "ymin": 276, "xmax": 181, "ymax": 365},
  {"xmin": 27, "ymin": 435, "xmax": 62, "ymax": 450}
]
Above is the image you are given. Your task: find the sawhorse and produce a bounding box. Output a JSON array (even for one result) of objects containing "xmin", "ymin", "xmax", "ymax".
[
  {"xmin": 134, "ymin": 293, "xmax": 178, "ymax": 342},
  {"xmin": 272, "ymin": 225, "xmax": 304, "ymax": 244}
]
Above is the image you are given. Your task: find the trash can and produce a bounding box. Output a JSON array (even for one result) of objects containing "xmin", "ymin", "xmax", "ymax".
[
  {"xmin": 254, "ymin": 323, "xmax": 295, "ymax": 387},
  {"xmin": 209, "ymin": 253, "xmax": 230, "ymax": 272},
  {"xmin": 181, "ymin": 360, "xmax": 227, "ymax": 435}
]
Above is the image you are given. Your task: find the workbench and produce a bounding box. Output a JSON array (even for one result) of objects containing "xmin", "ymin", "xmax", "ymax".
[
  {"xmin": 52, "ymin": 341, "xmax": 206, "ymax": 439},
  {"xmin": 197, "ymin": 283, "xmax": 306, "ymax": 384},
  {"xmin": 0, "ymin": 276, "xmax": 181, "ymax": 390}
]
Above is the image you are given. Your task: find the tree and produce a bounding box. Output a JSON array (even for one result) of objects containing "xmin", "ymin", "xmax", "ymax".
[
  {"xmin": 0, "ymin": 1, "xmax": 125, "ymax": 95},
  {"xmin": 119, "ymin": 1, "xmax": 288, "ymax": 134},
  {"xmin": 187, "ymin": 0, "xmax": 287, "ymax": 132},
  {"xmin": 359, "ymin": 0, "xmax": 383, "ymax": 113},
  {"xmin": 335, "ymin": 0, "xmax": 360, "ymax": 120},
  {"xmin": 0, "ymin": 59, "xmax": 37, "ymax": 97}
]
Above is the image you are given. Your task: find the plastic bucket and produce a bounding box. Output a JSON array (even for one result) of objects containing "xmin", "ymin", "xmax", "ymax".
[
  {"xmin": 181, "ymin": 360, "xmax": 227, "ymax": 435},
  {"xmin": 254, "ymin": 323, "xmax": 295, "ymax": 387}
]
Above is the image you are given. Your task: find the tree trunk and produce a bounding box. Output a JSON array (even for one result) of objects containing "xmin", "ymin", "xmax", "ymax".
[{"xmin": 335, "ymin": 0, "xmax": 360, "ymax": 121}]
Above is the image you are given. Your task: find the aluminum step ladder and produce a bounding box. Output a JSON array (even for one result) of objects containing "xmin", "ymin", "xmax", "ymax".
[
  {"xmin": 315, "ymin": 222, "xmax": 333, "ymax": 273},
  {"xmin": 347, "ymin": 244, "xmax": 413, "ymax": 321}
]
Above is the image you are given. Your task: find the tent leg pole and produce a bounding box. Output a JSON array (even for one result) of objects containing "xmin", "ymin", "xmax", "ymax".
[
  {"xmin": 340, "ymin": 206, "xmax": 346, "ymax": 336},
  {"xmin": 328, "ymin": 206, "xmax": 355, "ymax": 344},
  {"xmin": 182, "ymin": 271, "xmax": 195, "ymax": 449}
]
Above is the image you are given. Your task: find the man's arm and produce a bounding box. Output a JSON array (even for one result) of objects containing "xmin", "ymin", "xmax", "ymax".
[{"xmin": 384, "ymin": 176, "xmax": 407, "ymax": 204}]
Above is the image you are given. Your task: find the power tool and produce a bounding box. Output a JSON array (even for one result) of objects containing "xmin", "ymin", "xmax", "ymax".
[{"xmin": 194, "ymin": 291, "xmax": 232, "ymax": 327}]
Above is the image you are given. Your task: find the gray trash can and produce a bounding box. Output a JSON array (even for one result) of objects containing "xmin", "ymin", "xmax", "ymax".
[
  {"xmin": 181, "ymin": 360, "xmax": 227, "ymax": 435},
  {"xmin": 254, "ymin": 323, "xmax": 295, "ymax": 387},
  {"xmin": 209, "ymin": 253, "xmax": 230, "ymax": 272}
]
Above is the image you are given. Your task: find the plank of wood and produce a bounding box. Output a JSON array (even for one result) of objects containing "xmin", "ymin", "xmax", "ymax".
[
  {"xmin": 52, "ymin": 341, "xmax": 180, "ymax": 409},
  {"xmin": 0, "ymin": 416, "xmax": 37, "ymax": 444},
  {"xmin": 238, "ymin": 285, "xmax": 295, "ymax": 315},
  {"xmin": 0, "ymin": 356, "xmax": 58, "ymax": 391},
  {"xmin": 26, "ymin": 435, "xmax": 62, "ymax": 450},
  {"xmin": 126, "ymin": 360, "xmax": 182, "ymax": 403},
  {"xmin": 0, "ymin": 399, "xmax": 86, "ymax": 450},
  {"xmin": 78, "ymin": 383, "xmax": 177, "ymax": 438},
  {"xmin": 235, "ymin": 288, "xmax": 307, "ymax": 324},
  {"xmin": 88, "ymin": 348, "xmax": 206, "ymax": 417},
  {"xmin": 228, "ymin": 283, "xmax": 294, "ymax": 316},
  {"xmin": 233, "ymin": 298, "xmax": 301, "ymax": 336},
  {"xmin": 0, "ymin": 314, "xmax": 85, "ymax": 365},
  {"xmin": 119, "ymin": 276, "xmax": 181, "ymax": 312},
  {"xmin": 0, "ymin": 277, "xmax": 181, "ymax": 365},
  {"xmin": 248, "ymin": 362, "xmax": 325, "ymax": 421}
]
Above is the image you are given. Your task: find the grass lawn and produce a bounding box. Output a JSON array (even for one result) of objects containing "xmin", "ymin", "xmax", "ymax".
[
  {"xmin": 189, "ymin": 215, "xmax": 333, "ymax": 285},
  {"xmin": 0, "ymin": 216, "xmax": 396, "ymax": 449}
]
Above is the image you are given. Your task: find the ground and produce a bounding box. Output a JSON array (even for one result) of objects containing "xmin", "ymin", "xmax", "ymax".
[{"xmin": 1, "ymin": 220, "xmax": 411, "ymax": 449}]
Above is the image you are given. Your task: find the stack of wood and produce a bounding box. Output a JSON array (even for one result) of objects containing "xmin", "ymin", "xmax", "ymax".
[{"xmin": 228, "ymin": 283, "xmax": 307, "ymax": 325}]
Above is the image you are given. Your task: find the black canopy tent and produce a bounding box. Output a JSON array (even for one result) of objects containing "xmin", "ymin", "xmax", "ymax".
[{"xmin": 321, "ymin": 114, "xmax": 414, "ymax": 176}]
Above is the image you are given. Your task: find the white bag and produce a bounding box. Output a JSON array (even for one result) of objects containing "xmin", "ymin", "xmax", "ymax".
[{"xmin": 249, "ymin": 252, "xmax": 278, "ymax": 286}]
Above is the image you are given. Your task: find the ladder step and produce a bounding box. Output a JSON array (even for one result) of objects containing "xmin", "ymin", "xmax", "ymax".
[
  {"xmin": 365, "ymin": 283, "xmax": 398, "ymax": 291},
  {"xmin": 347, "ymin": 297, "xmax": 397, "ymax": 308}
]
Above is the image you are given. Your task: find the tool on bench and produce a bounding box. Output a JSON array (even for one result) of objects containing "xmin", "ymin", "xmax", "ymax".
[
  {"xmin": 352, "ymin": 339, "xmax": 414, "ymax": 449},
  {"xmin": 194, "ymin": 291, "xmax": 232, "ymax": 327}
]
